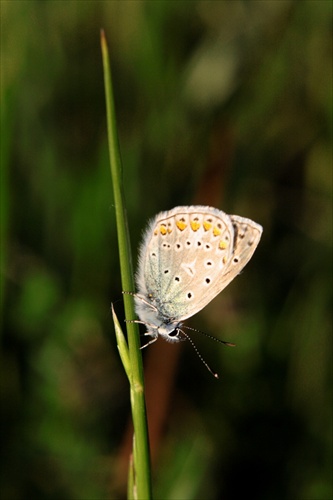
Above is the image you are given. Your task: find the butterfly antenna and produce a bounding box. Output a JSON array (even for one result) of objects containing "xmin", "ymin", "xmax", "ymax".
[
  {"xmin": 180, "ymin": 329, "xmax": 219, "ymax": 379},
  {"xmin": 182, "ymin": 324, "xmax": 236, "ymax": 347}
]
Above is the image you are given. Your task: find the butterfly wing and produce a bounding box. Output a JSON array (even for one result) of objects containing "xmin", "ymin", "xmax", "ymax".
[{"xmin": 136, "ymin": 206, "xmax": 262, "ymax": 322}]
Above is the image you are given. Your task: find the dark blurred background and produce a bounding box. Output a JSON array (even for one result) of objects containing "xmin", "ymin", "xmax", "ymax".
[{"xmin": 1, "ymin": 1, "xmax": 332, "ymax": 499}]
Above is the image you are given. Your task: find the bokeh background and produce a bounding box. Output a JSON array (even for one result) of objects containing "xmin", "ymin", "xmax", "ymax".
[{"xmin": 1, "ymin": 1, "xmax": 332, "ymax": 499}]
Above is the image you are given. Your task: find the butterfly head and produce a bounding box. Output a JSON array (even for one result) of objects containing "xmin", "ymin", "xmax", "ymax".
[{"xmin": 134, "ymin": 293, "xmax": 183, "ymax": 343}]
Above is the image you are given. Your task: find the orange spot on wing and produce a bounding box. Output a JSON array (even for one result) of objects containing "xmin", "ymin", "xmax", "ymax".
[
  {"xmin": 203, "ymin": 221, "xmax": 212, "ymax": 231},
  {"xmin": 176, "ymin": 220, "xmax": 187, "ymax": 231},
  {"xmin": 190, "ymin": 221, "xmax": 201, "ymax": 231}
]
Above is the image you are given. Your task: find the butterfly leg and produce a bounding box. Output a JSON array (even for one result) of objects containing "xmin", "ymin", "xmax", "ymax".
[{"xmin": 140, "ymin": 335, "xmax": 158, "ymax": 349}]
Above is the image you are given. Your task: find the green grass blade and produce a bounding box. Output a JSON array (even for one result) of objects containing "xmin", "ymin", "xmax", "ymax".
[
  {"xmin": 112, "ymin": 304, "xmax": 131, "ymax": 381},
  {"xmin": 101, "ymin": 29, "xmax": 152, "ymax": 500}
]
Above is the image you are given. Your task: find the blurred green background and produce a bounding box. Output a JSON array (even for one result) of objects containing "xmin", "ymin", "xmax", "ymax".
[{"xmin": 1, "ymin": 1, "xmax": 332, "ymax": 499}]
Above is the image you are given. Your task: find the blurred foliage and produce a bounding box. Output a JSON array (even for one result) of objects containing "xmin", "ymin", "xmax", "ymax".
[{"xmin": 1, "ymin": 1, "xmax": 332, "ymax": 499}]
